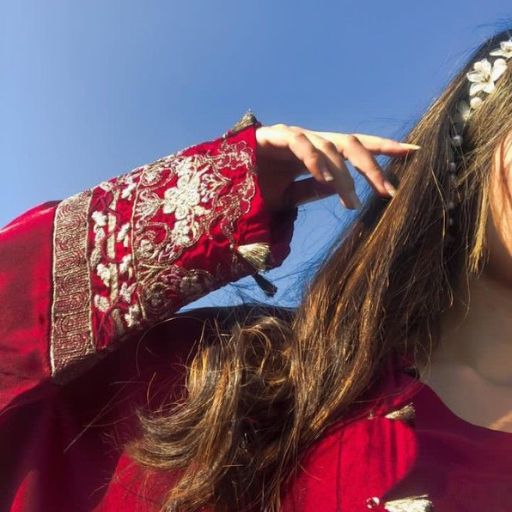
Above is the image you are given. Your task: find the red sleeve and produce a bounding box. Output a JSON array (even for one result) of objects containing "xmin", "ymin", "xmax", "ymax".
[{"xmin": 0, "ymin": 111, "xmax": 296, "ymax": 410}]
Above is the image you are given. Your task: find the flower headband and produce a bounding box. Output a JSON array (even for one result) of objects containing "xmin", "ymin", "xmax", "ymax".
[
  {"xmin": 445, "ymin": 35, "xmax": 512, "ymax": 241},
  {"xmin": 453, "ymin": 37, "xmax": 512, "ymax": 130}
]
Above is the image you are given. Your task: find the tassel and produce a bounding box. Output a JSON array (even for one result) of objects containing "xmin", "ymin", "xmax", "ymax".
[
  {"xmin": 236, "ymin": 243, "xmax": 277, "ymax": 297},
  {"xmin": 222, "ymin": 109, "xmax": 261, "ymax": 139},
  {"xmin": 252, "ymin": 272, "xmax": 278, "ymax": 297},
  {"xmin": 236, "ymin": 243, "xmax": 271, "ymax": 272},
  {"xmin": 230, "ymin": 109, "xmax": 259, "ymax": 132}
]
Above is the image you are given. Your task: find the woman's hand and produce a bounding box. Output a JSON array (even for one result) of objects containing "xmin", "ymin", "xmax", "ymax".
[{"xmin": 255, "ymin": 124, "xmax": 420, "ymax": 212}]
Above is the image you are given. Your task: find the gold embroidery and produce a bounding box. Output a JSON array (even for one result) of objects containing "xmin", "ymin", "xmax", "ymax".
[{"xmin": 50, "ymin": 191, "xmax": 95, "ymax": 378}]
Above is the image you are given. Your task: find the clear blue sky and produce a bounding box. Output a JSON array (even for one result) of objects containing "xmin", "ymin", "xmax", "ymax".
[{"xmin": 1, "ymin": 1, "xmax": 511, "ymax": 309}]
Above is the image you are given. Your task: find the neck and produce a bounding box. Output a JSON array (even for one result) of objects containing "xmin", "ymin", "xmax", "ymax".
[{"xmin": 427, "ymin": 270, "xmax": 512, "ymax": 387}]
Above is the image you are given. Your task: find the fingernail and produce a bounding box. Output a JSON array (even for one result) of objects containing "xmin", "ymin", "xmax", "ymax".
[
  {"xmin": 348, "ymin": 191, "xmax": 363, "ymax": 210},
  {"xmin": 322, "ymin": 169, "xmax": 335, "ymax": 182},
  {"xmin": 384, "ymin": 180, "xmax": 397, "ymax": 198},
  {"xmin": 399, "ymin": 142, "xmax": 421, "ymax": 150}
]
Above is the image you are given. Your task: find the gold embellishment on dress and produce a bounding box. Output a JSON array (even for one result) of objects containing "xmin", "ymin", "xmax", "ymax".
[
  {"xmin": 222, "ymin": 109, "xmax": 260, "ymax": 138},
  {"xmin": 51, "ymin": 190, "xmax": 96, "ymax": 379},
  {"xmin": 384, "ymin": 495, "xmax": 433, "ymax": 511},
  {"xmin": 366, "ymin": 495, "xmax": 434, "ymax": 511},
  {"xmin": 384, "ymin": 402, "xmax": 416, "ymax": 425}
]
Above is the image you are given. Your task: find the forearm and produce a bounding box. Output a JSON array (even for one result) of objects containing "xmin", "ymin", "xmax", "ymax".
[{"xmin": 0, "ymin": 112, "xmax": 296, "ymax": 409}]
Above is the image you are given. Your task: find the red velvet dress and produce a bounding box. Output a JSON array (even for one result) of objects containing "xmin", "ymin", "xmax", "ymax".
[{"xmin": 1, "ymin": 113, "xmax": 511, "ymax": 511}]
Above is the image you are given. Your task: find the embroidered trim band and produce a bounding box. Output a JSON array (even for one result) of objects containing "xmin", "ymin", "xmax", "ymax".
[{"xmin": 50, "ymin": 190, "xmax": 96, "ymax": 377}]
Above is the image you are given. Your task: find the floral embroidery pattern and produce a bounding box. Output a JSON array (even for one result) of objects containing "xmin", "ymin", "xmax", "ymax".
[{"xmin": 131, "ymin": 138, "xmax": 255, "ymax": 321}]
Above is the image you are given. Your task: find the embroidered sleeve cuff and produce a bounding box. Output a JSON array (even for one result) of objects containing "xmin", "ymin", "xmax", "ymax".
[{"xmin": 49, "ymin": 112, "xmax": 296, "ymax": 380}]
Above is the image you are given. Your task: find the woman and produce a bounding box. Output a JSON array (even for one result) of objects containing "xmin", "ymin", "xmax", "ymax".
[{"xmin": 1, "ymin": 27, "xmax": 512, "ymax": 511}]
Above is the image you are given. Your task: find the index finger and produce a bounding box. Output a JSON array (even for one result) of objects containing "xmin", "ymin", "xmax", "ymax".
[
  {"xmin": 306, "ymin": 131, "xmax": 421, "ymax": 157},
  {"xmin": 353, "ymin": 133, "xmax": 421, "ymax": 155}
]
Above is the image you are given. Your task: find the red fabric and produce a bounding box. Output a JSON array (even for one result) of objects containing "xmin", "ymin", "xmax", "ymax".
[
  {"xmin": 2, "ymin": 120, "xmax": 512, "ymax": 511},
  {"xmin": 0, "ymin": 202, "xmax": 58, "ymax": 411},
  {"xmin": 83, "ymin": 356, "xmax": 512, "ymax": 511}
]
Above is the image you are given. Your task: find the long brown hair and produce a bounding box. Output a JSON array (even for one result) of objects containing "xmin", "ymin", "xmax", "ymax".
[{"xmin": 128, "ymin": 28, "xmax": 512, "ymax": 511}]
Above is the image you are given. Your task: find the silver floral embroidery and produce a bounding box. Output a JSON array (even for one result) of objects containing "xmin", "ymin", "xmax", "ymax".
[
  {"xmin": 131, "ymin": 137, "xmax": 255, "ymax": 321},
  {"xmin": 92, "ymin": 211, "xmax": 107, "ymax": 227},
  {"xmin": 87, "ymin": 131, "xmax": 256, "ymax": 333},
  {"xmin": 121, "ymin": 175, "xmax": 137, "ymax": 200},
  {"xmin": 94, "ymin": 294, "xmax": 110, "ymax": 313},
  {"xmin": 96, "ymin": 263, "xmax": 112, "ymax": 287},
  {"xmin": 119, "ymin": 282, "xmax": 137, "ymax": 303},
  {"xmin": 119, "ymin": 254, "xmax": 132, "ymax": 275},
  {"xmin": 124, "ymin": 304, "xmax": 142, "ymax": 328},
  {"xmin": 117, "ymin": 223, "xmax": 131, "ymax": 246}
]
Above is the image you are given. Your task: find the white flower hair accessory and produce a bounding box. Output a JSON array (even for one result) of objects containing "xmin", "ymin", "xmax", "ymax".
[
  {"xmin": 490, "ymin": 39, "xmax": 512, "ymax": 58},
  {"xmin": 446, "ymin": 34, "xmax": 512, "ymax": 243},
  {"xmin": 467, "ymin": 58, "xmax": 507, "ymax": 96},
  {"xmin": 454, "ymin": 36, "xmax": 512, "ymax": 125}
]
